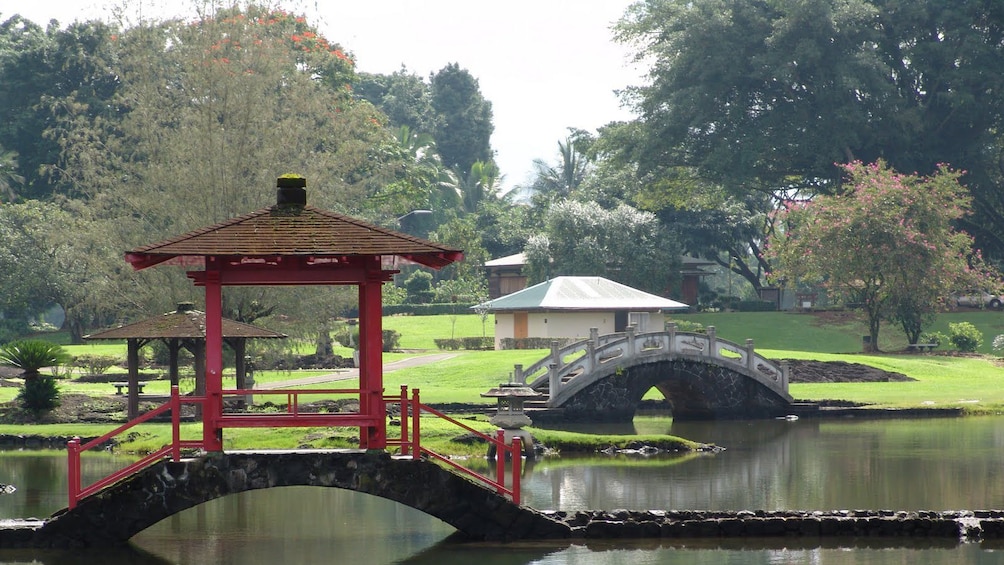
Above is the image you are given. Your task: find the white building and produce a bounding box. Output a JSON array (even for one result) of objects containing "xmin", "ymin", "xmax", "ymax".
[{"xmin": 473, "ymin": 276, "xmax": 688, "ymax": 350}]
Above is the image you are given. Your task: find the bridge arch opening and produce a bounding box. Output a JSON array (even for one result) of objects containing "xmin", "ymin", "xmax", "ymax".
[{"xmin": 132, "ymin": 487, "xmax": 454, "ymax": 559}]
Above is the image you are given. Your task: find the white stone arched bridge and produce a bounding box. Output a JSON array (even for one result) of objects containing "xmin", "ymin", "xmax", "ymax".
[{"xmin": 513, "ymin": 324, "xmax": 798, "ymax": 421}]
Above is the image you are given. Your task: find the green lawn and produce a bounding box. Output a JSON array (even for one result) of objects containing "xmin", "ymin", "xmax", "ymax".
[
  {"xmin": 7, "ymin": 310, "xmax": 1004, "ymax": 454},
  {"xmin": 673, "ymin": 310, "xmax": 1004, "ymax": 355}
]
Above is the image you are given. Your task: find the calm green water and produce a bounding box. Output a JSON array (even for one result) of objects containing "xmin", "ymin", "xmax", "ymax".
[{"xmin": 4, "ymin": 416, "xmax": 1004, "ymax": 564}]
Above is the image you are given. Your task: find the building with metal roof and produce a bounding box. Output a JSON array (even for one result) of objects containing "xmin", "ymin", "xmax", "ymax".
[{"xmin": 473, "ymin": 276, "xmax": 688, "ymax": 349}]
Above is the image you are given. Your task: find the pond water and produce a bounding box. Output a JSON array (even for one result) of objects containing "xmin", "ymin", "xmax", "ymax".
[{"xmin": 4, "ymin": 416, "xmax": 1004, "ymax": 564}]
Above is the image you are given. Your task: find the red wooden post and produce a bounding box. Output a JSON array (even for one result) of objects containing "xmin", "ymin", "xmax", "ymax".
[
  {"xmin": 202, "ymin": 265, "xmax": 224, "ymax": 452},
  {"xmin": 358, "ymin": 268, "xmax": 386, "ymax": 449},
  {"xmin": 495, "ymin": 429, "xmax": 506, "ymax": 492},
  {"xmin": 411, "ymin": 388, "xmax": 421, "ymax": 460},
  {"xmin": 170, "ymin": 385, "xmax": 181, "ymax": 461},
  {"xmin": 512, "ymin": 437, "xmax": 522, "ymax": 505},
  {"xmin": 399, "ymin": 385, "xmax": 409, "ymax": 456},
  {"xmin": 67, "ymin": 436, "xmax": 81, "ymax": 509}
]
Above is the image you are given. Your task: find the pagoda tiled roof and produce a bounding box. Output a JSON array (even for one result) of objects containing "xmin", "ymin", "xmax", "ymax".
[{"xmin": 126, "ymin": 203, "xmax": 462, "ymax": 270}]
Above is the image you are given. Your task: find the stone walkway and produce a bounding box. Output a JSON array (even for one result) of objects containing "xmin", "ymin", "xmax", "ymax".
[{"xmin": 255, "ymin": 353, "xmax": 458, "ymax": 389}]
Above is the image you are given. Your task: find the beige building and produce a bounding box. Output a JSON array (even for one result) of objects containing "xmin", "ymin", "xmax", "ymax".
[{"xmin": 473, "ymin": 276, "xmax": 688, "ymax": 350}]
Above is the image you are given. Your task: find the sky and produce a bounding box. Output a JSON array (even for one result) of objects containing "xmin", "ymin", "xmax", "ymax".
[{"xmin": 3, "ymin": 0, "xmax": 644, "ymax": 192}]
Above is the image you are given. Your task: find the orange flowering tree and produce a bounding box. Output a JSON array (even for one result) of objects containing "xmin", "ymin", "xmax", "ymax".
[{"xmin": 768, "ymin": 160, "xmax": 997, "ymax": 349}]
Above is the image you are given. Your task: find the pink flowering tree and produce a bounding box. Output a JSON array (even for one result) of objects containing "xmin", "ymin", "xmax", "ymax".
[{"xmin": 768, "ymin": 160, "xmax": 997, "ymax": 350}]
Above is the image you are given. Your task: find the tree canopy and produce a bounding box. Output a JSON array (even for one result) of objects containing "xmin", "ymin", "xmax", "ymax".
[
  {"xmin": 769, "ymin": 161, "xmax": 995, "ymax": 347},
  {"xmin": 615, "ymin": 0, "xmax": 1004, "ymax": 262}
]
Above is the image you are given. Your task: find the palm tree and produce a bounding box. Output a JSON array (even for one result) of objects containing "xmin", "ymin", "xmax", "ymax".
[
  {"xmin": 530, "ymin": 137, "xmax": 589, "ymax": 199},
  {"xmin": 457, "ymin": 160, "xmax": 501, "ymax": 214}
]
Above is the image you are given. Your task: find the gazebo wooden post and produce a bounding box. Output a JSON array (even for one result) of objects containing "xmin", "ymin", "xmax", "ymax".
[
  {"xmin": 358, "ymin": 262, "xmax": 386, "ymax": 449},
  {"xmin": 126, "ymin": 339, "xmax": 141, "ymax": 420},
  {"xmin": 202, "ymin": 264, "xmax": 224, "ymax": 452},
  {"xmin": 168, "ymin": 338, "xmax": 180, "ymax": 386},
  {"xmin": 231, "ymin": 338, "xmax": 249, "ymax": 407}
]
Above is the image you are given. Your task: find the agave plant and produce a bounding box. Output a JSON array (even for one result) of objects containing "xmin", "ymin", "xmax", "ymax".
[{"xmin": 0, "ymin": 339, "xmax": 71, "ymax": 379}]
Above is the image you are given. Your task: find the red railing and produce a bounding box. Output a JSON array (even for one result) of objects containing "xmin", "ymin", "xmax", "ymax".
[
  {"xmin": 385, "ymin": 386, "xmax": 523, "ymax": 503},
  {"xmin": 67, "ymin": 384, "xmax": 524, "ymax": 509},
  {"xmin": 67, "ymin": 385, "xmax": 204, "ymax": 509}
]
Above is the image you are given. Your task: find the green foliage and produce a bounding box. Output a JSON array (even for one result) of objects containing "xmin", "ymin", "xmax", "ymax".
[
  {"xmin": 0, "ymin": 339, "xmax": 71, "ymax": 377},
  {"xmin": 430, "ymin": 63, "xmax": 494, "ymax": 174},
  {"xmin": 499, "ymin": 337, "xmax": 575, "ymax": 350},
  {"xmin": 948, "ymin": 322, "xmax": 983, "ymax": 353},
  {"xmin": 434, "ymin": 337, "xmax": 493, "ymax": 351},
  {"xmin": 919, "ymin": 332, "xmax": 948, "ymax": 348},
  {"xmin": 333, "ymin": 329, "xmax": 401, "ymax": 353},
  {"xmin": 403, "ymin": 270, "xmax": 434, "ymax": 304},
  {"xmin": 770, "ymin": 161, "xmax": 994, "ymax": 349},
  {"xmin": 524, "ymin": 199, "xmax": 681, "ymax": 295},
  {"xmin": 668, "ymin": 320, "xmax": 705, "ymax": 334},
  {"xmin": 72, "ymin": 354, "xmax": 120, "ymax": 375},
  {"xmin": 16, "ymin": 375, "xmax": 60, "ymax": 416}
]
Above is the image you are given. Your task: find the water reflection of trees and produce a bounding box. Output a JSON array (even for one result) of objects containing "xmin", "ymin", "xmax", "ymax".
[{"xmin": 518, "ymin": 418, "xmax": 1004, "ymax": 512}]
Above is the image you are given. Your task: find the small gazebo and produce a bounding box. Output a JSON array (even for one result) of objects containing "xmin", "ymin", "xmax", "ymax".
[{"xmin": 85, "ymin": 302, "xmax": 286, "ymax": 419}]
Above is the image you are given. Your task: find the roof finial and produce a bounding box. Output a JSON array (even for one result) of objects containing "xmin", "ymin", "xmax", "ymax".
[{"xmin": 276, "ymin": 174, "xmax": 307, "ymax": 207}]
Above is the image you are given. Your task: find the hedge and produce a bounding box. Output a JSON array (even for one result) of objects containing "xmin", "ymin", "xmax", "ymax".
[{"xmin": 434, "ymin": 337, "xmax": 494, "ymax": 351}]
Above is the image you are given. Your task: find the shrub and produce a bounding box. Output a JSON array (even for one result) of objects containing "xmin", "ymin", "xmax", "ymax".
[
  {"xmin": 919, "ymin": 331, "xmax": 949, "ymax": 347},
  {"xmin": 499, "ymin": 337, "xmax": 575, "ymax": 350},
  {"xmin": 948, "ymin": 322, "xmax": 983, "ymax": 352},
  {"xmin": 334, "ymin": 329, "xmax": 401, "ymax": 352},
  {"xmin": 434, "ymin": 338, "xmax": 462, "ymax": 350},
  {"xmin": 460, "ymin": 337, "xmax": 494, "ymax": 350},
  {"xmin": 435, "ymin": 337, "xmax": 494, "ymax": 350},
  {"xmin": 668, "ymin": 320, "xmax": 706, "ymax": 334},
  {"xmin": 403, "ymin": 270, "xmax": 434, "ymax": 304},
  {"xmin": 73, "ymin": 354, "xmax": 120, "ymax": 375},
  {"xmin": 16, "ymin": 375, "xmax": 60, "ymax": 416}
]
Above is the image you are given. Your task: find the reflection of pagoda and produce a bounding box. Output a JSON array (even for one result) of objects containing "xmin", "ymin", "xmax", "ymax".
[{"xmin": 680, "ymin": 256, "xmax": 716, "ymax": 308}]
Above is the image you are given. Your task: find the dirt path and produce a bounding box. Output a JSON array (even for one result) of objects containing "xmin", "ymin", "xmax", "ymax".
[{"xmin": 255, "ymin": 353, "xmax": 459, "ymax": 389}]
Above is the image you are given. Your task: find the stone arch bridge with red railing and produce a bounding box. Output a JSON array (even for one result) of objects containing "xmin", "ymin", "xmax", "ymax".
[{"xmin": 513, "ymin": 324, "xmax": 801, "ymax": 422}]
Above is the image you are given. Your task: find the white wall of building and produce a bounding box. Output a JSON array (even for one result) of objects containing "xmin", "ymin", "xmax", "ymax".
[{"xmin": 492, "ymin": 310, "xmax": 668, "ymax": 349}]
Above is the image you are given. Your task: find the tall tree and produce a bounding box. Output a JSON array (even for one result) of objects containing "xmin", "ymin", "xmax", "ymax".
[
  {"xmin": 524, "ymin": 199, "xmax": 681, "ymax": 295},
  {"xmin": 769, "ymin": 161, "xmax": 994, "ymax": 349},
  {"xmin": 430, "ymin": 63, "xmax": 495, "ymax": 175},
  {"xmin": 46, "ymin": 5, "xmax": 410, "ymax": 330},
  {"xmin": 615, "ymin": 0, "xmax": 1004, "ymax": 260},
  {"xmin": 0, "ymin": 17, "xmax": 121, "ymax": 200},
  {"xmin": 356, "ymin": 66, "xmax": 440, "ymax": 134}
]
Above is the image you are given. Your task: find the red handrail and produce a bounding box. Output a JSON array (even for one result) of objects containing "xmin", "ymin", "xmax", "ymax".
[
  {"xmin": 406, "ymin": 388, "xmax": 523, "ymax": 503},
  {"xmin": 67, "ymin": 384, "xmax": 523, "ymax": 509},
  {"xmin": 68, "ymin": 385, "xmax": 201, "ymax": 508}
]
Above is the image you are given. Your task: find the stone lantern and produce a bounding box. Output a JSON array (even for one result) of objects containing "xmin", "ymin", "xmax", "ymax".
[{"xmin": 481, "ymin": 382, "xmax": 541, "ymax": 460}]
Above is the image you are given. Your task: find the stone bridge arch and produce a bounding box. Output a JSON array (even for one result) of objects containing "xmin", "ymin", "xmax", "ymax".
[
  {"xmin": 518, "ymin": 327, "xmax": 795, "ymax": 422},
  {"xmin": 543, "ymin": 357, "xmax": 795, "ymax": 422},
  {"xmin": 33, "ymin": 451, "xmax": 569, "ymax": 548}
]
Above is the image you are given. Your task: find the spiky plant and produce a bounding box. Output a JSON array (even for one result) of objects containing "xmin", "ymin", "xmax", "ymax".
[
  {"xmin": 0, "ymin": 339, "xmax": 71, "ymax": 379},
  {"xmin": 0, "ymin": 340, "xmax": 70, "ymax": 417}
]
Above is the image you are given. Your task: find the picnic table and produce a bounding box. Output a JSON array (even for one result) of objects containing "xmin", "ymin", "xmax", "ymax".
[
  {"xmin": 112, "ymin": 381, "xmax": 147, "ymax": 395},
  {"xmin": 906, "ymin": 343, "xmax": 937, "ymax": 353}
]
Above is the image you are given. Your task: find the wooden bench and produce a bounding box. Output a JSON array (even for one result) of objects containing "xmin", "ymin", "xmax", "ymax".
[
  {"xmin": 112, "ymin": 382, "xmax": 147, "ymax": 395},
  {"xmin": 907, "ymin": 343, "xmax": 937, "ymax": 353}
]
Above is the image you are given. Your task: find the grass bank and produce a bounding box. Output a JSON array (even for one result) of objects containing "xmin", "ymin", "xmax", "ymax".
[{"xmin": 5, "ymin": 311, "xmax": 1004, "ymax": 454}]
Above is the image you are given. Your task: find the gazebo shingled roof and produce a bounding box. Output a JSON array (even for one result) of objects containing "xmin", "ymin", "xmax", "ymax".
[
  {"xmin": 84, "ymin": 304, "xmax": 287, "ymax": 341},
  {"xmin": 84, "ymin": 302, "xmax": 286, "ymax": 420}
]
